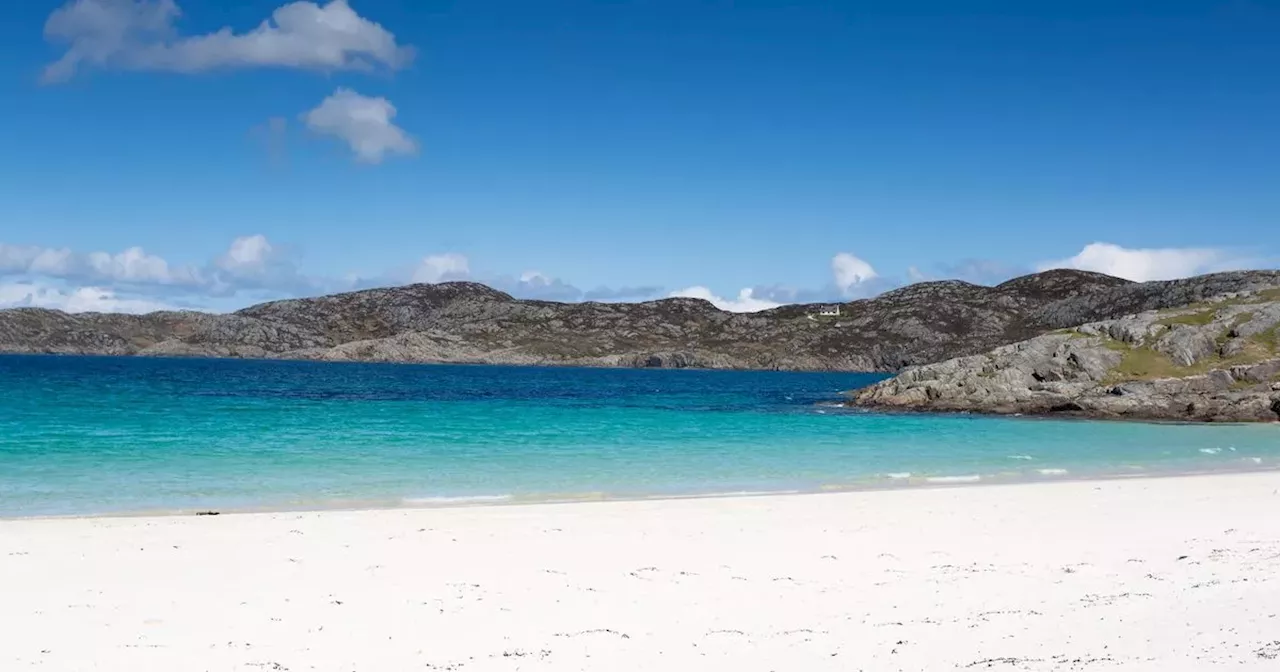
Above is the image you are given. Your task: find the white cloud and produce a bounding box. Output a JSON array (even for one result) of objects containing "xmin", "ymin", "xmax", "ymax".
[
  {"xmin": 831, "ymin": 252, "xmax": 878, "ymax": 296},
  {"xmin": 906, "ymin": 265, "xmax": 928, "ymax": 283},
  {"xmin": 411, "ymin": 253, "xmax": 470, "ymax": 283},
  {"xmin": 668, "ymin": 252, "xmax": 884, "ymax": 311},
  {"xmin": 216, "ymin": 234, "xmax": 274, "ymax": 274},
  {"xmin": 87, "ymin": 245, "xmax": 194, "ymax": 284},
  {"xmin": 2, "ymin": 244, "xmax": 74, "ymax": 275},
  {"xmin": 29, "ymin": 248, "xmax": 77, "ymax": 275},
  {"xmin": 0, "ymin": 282, "xmax": 174, "ymax": 314},
  {"xmin": 0, "ymin": 234, "xmax": 317, "ymax": 300},
  {"xmin": 1, "ymin": 245, "xmax": 45, "ymax": 273},
  {"xmin": 42, "ymin": 0, "xmax": 412, "ymax": 83},
  {"xmin": 668, "ymin": 286, "xmax": 782, "ymax": 313},
  {"xmin": 303, "ymin": 88, "xmax": 417, "ymax": 163},
  {"xmin": 2, "ymin": 242, "xmax": 200, "ymax": 286},
  {"xmin": 1036, "ymin": 242, "xmax": 1241, "ymax": 282}
]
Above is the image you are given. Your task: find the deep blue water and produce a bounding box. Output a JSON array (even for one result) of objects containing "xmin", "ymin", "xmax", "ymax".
[{"xmin": 1, "ymin": 354, "xmax": 1277, "ymax": 517}]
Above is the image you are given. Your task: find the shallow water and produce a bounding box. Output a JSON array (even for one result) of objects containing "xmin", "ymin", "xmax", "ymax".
[{"xmin": 1, "ymin": 354, "xmax": 1277, "ymax": 517}]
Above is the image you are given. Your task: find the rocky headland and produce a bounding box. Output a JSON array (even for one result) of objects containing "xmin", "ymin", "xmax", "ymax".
[{"xmin": 849, "ymin": 284, "xmax": 1280, "ymax": 422}]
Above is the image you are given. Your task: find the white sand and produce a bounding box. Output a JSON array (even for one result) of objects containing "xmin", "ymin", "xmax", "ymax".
[{"xmin": 3, "ymin": 473, "xmax": 1280, "ymax": 671}]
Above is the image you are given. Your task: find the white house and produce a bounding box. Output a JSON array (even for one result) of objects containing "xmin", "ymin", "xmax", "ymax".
[{"xmin": 817, "ymin": 305, "xmax": 841, "ymax": 317}]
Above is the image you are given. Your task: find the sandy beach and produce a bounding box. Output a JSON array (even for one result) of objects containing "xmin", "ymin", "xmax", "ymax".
[{"xmin": 3, "ymin": 473, "xmax": 1279, "ymax": 671}]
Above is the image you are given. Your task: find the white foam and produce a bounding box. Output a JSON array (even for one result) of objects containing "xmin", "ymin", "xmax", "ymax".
[
  {"xmin": 1037, "ymin": 468, "xmax": 1069, "ymax": 476},
  {"xmin": 402, "ymin": 495, "xmax": 513, "ymax": 506},
  {"xmin": 1247, "ymin": 457, "xmax": 1264, "ymax": 465},
  {"xmin": 1199, "ymin": 448, "xmax": 1222, "ymax": 455},
  {"xmin": 714, "ymin": 490, "xmax": 803, "ymax": 497},
  {"xmin": 885, "ymin": 472, "xmax": 913, "ymax": 480},
  {"xmin": 1007, "ymin": 455, "xmax": 1034, "ymax": 461},
  {"xmin": 925, "ymin": 475, "xmax": 981, "ymax": 484}
]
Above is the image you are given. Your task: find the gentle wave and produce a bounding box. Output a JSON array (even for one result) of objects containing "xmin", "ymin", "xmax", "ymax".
[
  {"xmin": 677, "ymin": 489, "xmax": 804, "ymax": 499},
  {"xmin": 885, "ymin": 472, "xmax": 913, "ymax": 480},
  {"xmin": 1008, "ymin": 455, "xmax": 1034, "ymax": 461},
  {"xmin": 401, "ymin": 495, "xmax": 514, "ymax": 506},
  {"xmin": 925, "ymin": 475, "xmax": 982, "ymax": 484},
  {"xmin": 1036, "ymin": 468, "xmax": 1069, "ymax": 476}
]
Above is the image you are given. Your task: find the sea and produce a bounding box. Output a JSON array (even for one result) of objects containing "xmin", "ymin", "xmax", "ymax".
[{"xmin": 1, "ymin": 354, "xmax": 1277, "ymax": 518}]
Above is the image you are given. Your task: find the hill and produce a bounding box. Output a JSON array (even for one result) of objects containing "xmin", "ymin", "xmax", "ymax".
[{"xmin": 4, "ymin": 270, "xmax": 1280, "ymax": 372}]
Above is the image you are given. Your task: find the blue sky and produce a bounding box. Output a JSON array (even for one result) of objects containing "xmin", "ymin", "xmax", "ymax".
[{"xmin": 1, "ymin": 0, "xmax": 1278, "ymax": 312}]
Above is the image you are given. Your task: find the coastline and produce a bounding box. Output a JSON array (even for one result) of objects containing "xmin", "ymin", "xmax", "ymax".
[
  {"xmin": 4, "ymin": 471, "xmax": 1279, "ymax": 670},
  {"xmin": 0, "ymin": 350, "xmax": 887, "ymax": 373},
  {"xmin": 841, "ymin": 401, "xmax": 1280, "ymax": 425},
  {"xmin": 6, "ymin": 460, "xmax": 1280, "ymax": 522}
]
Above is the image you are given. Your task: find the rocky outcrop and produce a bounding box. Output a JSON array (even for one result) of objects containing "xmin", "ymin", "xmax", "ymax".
[
  {"xmin": 3, "ymin": 270, "xmax": 1280, "ymax": 373},
  {"xmin": 848, "ymin": 288, "xmax": 1280, "ymax": 421}
]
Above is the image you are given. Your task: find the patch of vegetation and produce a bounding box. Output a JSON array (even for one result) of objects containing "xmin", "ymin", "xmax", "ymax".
[
  {"xmin": 1230, "ymin": 311, "xmax": 1256, "ymax": 330},
  {"xmin": 1102, "ymin": 334, "xmax": 1278, "ymax": 384},
  {"xmin": 1253, "ymin": 324, "xmax": 1279, "ymax": 352},
  {"xmin": 1100, "ymin": 338, "xmax": 1131, "ymax": 353},
  {"xmin": 1156, "ymin": 309, "xmax": 1217, "ymax": 327},
  {"xmin": 1108, "ymin": 345, "xmax": 1182, "ymax": 381},
  {"xmin": 1215, "ymin": 312, "xmax": 1256, "ymax": 347}
]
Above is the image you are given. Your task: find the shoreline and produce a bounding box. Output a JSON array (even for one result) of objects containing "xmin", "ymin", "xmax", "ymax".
[
  {"xmin": 5, "ymin": 470, "xmax": 1280, "ymax": 670},
  {"xmin": 849, "ymin": 401, "xmax": 1280, "ymax": 422},
  {"xmin": 0, "ymin": 349, "xmax": 895, "ymax": 374},
  {"xmin": 8, "ymin": 461, "xmax": 1279, "ymax": 522},
  {"xmin": 842, "ymin": 401, "xmax": 1280, "ymax": 424}
]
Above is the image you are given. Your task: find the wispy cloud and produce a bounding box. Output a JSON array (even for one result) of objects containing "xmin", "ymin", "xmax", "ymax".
[
  {"xmin": 342, "ymin": 254, "xmax": 658, "ymax": 305},
  {"xmin": 250, "ymin": 116, "xmax": 290, "ymax": 165},
  {"xmin": 42, "ymin": 0, "xmax": 413, "ymax": 83},
  {"xmin": 908, "ymin": 259, "xmax": 1029, "ymax": 285},
  {"xmin": 581, "ymin": 285, "xmax": 663, "ymax": 302}
]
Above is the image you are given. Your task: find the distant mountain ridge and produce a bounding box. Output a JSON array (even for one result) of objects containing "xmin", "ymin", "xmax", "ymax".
[{"xmin": 4, "ymin": 269, "xmax": 1280, "ymax": 372}]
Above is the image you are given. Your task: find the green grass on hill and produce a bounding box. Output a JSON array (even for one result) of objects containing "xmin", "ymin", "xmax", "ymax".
[
  {"xmin": 1102, "ymin": 331, "xmax": 1278, "ymax": 383},
  {"xmin": 1156, "ymin": 309, "xmax": 1217, "ymax": 327}
]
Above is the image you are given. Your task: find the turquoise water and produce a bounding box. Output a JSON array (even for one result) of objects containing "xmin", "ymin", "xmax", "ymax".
[{"xmin": 1, "ymin": 354, "xmax": 1277, "ymax": 517}]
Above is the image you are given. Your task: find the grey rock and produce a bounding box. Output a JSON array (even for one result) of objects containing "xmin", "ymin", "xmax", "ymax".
[
  {"xmin": 1156, "ymin": 328, "xmax": 1219, "ymax": 367},
  {"xmin": 849, "ymin": 286, "xmax": 1280, "ymax": 422}
]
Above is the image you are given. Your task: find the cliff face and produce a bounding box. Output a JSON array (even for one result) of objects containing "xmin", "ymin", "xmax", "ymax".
[
  {"xmin": 848, "ymin": 287, "xmax": 1280, "ymax": 422},
  {"xmin": 4, "ymin": 270, "xmax": 1280, "ymax": 374}
]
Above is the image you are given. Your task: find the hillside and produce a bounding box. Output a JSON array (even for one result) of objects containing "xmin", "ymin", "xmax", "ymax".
[{"xmin": 4, "ymin": 270, "xmax": 1280, "ymax": 372}]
